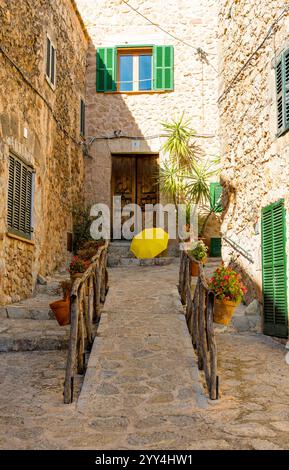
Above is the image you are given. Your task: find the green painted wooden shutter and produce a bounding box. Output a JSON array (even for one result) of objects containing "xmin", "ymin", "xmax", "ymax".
[
  {"xmin": 7, "ymin": 155, "xmax": 33, "ymax": 240},
  {"xmin": 210, "ymin": 182, "xmax": 223, "ymax": 213},
  {"xmin": 276, "ymin": 58, "xmax": 284, "ymax": 134},
  {"xmin": 153, "ymin": 46, "xmax": 174, "ymax": 91},
  {"xmin": 284, "ymin": 50, "xmax": 289, "ymax": 130},
  {"xmin": 262, "ymin": 200, "xmax": 288, "ymax": 338},
  {"xmin": 96, "ymin": 48, "xmax": 116, "ymax": 92}
]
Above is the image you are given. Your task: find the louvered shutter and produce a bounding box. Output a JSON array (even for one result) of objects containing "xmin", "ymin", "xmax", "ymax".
[
  {"xmin": 96, "ymin": 48, "xmax": 116, "ymax": 92},
  {"xmin": 284, "ymin": 50, "xmax": 289, "ymax": 130},
  {"xmin": 210, "ymin": 182, "xmax": 223, "ymax": 213},
  {"xmin": 153, "ymin": 45, "xmax": 174, "ymax": 91},
  {"xmin": 276, "ymin": 58, "xmax": 283, "ymax": 134},
  {"xmin": 7, "ymin": 155, "xmax": 33, "ymax": 240},
  {"xmin": 262, "ymin": 200, "xmax": 288, "ymax": 338}
]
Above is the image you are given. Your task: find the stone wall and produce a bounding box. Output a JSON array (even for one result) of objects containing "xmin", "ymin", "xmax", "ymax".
[
  {"xmin": 76, "ymin": 0, "xmax": 220, "ymax": 242},
  {"xmin": 219, "ymin": 1, "xmax": 289, "ymax": 303},
  {"xmin": 0, "ymin": 0, "xmax": 88, "ymax": 304}
]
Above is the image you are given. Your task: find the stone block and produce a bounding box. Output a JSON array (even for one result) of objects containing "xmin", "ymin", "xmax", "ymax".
[
  {"xmin": 6, "ymin": 306, "xmax": 30, "ymax": 319},
  {"xmin": 245, "ymin": 300, "xmax": 262, "ymax": 316},
  {"xmin": 0, "ymin": 307, "xmax": 8, "ymax": 318}
]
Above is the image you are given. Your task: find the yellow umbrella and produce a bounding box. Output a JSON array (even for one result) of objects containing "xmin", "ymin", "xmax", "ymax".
[{"xmin": 130, "ymin": 227, "xmax": 169, "ymax": 259}]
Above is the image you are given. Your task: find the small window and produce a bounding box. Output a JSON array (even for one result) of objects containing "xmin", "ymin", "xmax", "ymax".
[
  {"xmin": 80, "ymin": 99, "xmax": 85, "ymax": 137},
  {"xmin": 275, "ymin": 48, "xmax": 289, "ymax": 136},
  {"xmin": 118, "ymin": 48, "xmax": 153, "ymax": 92},
  {"xmin": 210, "ymin": 182, "xmax": 223, "ymax": 213},
  {"xmin": 7, "ymin": 155, "xmax": 34, "ymax": 240},
  {"xmin": 46, "ymin": 36, "xmax": 56, "ymax": 87}
]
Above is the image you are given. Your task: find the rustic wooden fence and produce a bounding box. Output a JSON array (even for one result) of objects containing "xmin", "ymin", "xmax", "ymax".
[
  {"xmin": 64, "ymin": 242, "xmax": 109, "ymax": 404},
  {"xmin": 179, "ymin": 250, "xmax": 219, "ymax": 400}
]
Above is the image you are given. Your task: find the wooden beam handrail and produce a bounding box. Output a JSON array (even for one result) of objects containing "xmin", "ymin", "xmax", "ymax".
[
  {"xmin": 63, "ymin": 241, "xmax": 109, "ymax": 404},
  {"xmin": 179, "ymin": 250, "xmax": 219, "ymax": 400}
]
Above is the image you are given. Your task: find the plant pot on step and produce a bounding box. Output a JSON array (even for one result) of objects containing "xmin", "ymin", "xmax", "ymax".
[
  {"xmin": 190, "ymin": 260, "xmax": 200, "ymax": 277},
  {"xmin": 213, "ymin": 299, "xmax": 239, "ymax": 325},
  {"xmin": 50, "ymin": 298, "xmax": 71, "ymax": 326}
]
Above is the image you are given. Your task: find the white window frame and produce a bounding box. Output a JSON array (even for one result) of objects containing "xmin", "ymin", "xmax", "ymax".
[
  {"xmin": 45, "ymin": 34, "xmax": 56, "ymax": 89},
  {"xmin": 118, "ymin": 49, "xmax": 153, "ymax": 92}
]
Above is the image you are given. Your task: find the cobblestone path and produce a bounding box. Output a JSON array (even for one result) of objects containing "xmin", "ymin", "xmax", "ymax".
[{"xmin": 1, "ymin": 264, "xmax": 289, "ymax": 449}]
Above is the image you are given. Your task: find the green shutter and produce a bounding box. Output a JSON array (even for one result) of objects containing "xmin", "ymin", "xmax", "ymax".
[
  {"xmin": 210, "ymin": 238, "xmax": 222, "ymax": 257},
  {"xmin": 262, "ymin": 200, "xmax": 288, "ymax": 338},
  {"xmin": 210, "ymin": 182, "xmax": 223, "ymax": 213},
  {"xmin": 153, "ymin": 45, "xmax": 174, "ymax": 91},
  {"xmin": 7, "ymin": 155, "xmax": 33, "ymax": 240},
  {"xmin": 96, "ymin": 48, "xmax": 116, "ymax": 92},
  {"xmin": 284, "ymin": 50, "xmax": 289, "ymax": 130},
  {"xmin": 276, "ymin": 49, "xmax": 289, "ymax": 136}
]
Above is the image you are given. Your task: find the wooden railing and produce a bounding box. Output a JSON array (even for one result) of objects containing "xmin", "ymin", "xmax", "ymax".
[
  {"xmin": 179, "ymin": 250, "xmax": 219, "ymax": 400},
  {"xmin": 64, "ymin": 242, "xmax": 109, "ymax": 404}
]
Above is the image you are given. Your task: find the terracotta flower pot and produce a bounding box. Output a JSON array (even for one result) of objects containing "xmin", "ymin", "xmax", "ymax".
[
  {"xmin": 213, "ymin": 299, "xmax": 239, "ymax": 325},
  {"xmin": 190, "ymin": 260, "xmax": 199, "ymax": 277},
  {"xmin": 50, "ymin": 298, "xmax": 71, "ymax": 326},
  {"xmin": 190, "ymin": 258, "xmax": 206, "ymax": 277}
]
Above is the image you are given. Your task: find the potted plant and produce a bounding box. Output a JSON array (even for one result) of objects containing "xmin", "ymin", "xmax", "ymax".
[
  {"xmin": 49, "ymin": 280, "xmax": 72, "ymax": 327},
  {"xmin": 209, "ymin": 264, "xmax": 247, "ymax": 325},
  {"xmin": 188, "ymin": 240, "xmax": 208, "ymax": 276},
  {"xmin": 69, "ymin": 256, "xmax": 91, "ymax": 282}
]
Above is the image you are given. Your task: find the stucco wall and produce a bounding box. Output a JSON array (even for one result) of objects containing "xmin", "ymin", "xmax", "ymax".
[
  {"xmin": 219, "ymin": 1, "xmax": 289, "ymax": 302},
  {"xmin": 76, "ymin": 0, "xmax": 220, "ymax": 234},
  {"xmin": 0, "ymin": 0, "xmax": 88, "ymax": 304}
]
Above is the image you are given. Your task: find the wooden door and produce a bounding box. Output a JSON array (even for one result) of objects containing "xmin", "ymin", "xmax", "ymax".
[
  {"xmin": 111, "ymin": 154, "xmax": 159, "ymax": 235},
  {"xmin": 136, "ymin": 156, "xmax": 159, "ymax": 229}
]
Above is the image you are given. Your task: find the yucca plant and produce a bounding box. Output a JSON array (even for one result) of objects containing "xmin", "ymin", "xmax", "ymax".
[
  {"xmin": 184, "ymin": 159, "xmax": 219, "ymax": 205},
  {"xmin": 161, "ymin": 114, "xmax": 201, "ymax": 167}
]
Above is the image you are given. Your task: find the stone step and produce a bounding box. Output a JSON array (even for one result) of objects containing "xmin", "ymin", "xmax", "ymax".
[
  {"xmin": 110, "ymin": 257, "xmax": 178, "ymax": 268},
  {"xmin": 0, "ymin": 319, "xmax": 69, "ymax": 352},
  {"xmin": 1, "ymin": 295, "xmax": 60, "ymax": 320},
  {"xmin": 108, "ymin": 240, "xmax": 179, "ymax": 266}
]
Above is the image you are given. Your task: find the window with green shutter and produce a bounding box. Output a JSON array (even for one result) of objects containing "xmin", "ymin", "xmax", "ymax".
[
  {"xmin": 275, "ymin": 48, "xmax": 289, "ymax": 136},
  {"xmin": 96, "ymin": 45, "xmax": 174, "ymax": 92},
  {"xmin": 210, "ymin": 182, "xmax": 223, "ymax": 213},
  {"xmin": 7, "ymin": 155, "xmax": 34, "ymax": 240},
  {"xmin": 262, "ymin": 199, "xmax": 288, "ymax": 338}
]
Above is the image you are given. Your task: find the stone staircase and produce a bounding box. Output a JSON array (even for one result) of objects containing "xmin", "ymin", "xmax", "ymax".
[
  {"xmin": 108, "ymin": 240, "xmax": 179, "ymax": 267},
  {"xmin": 0, "ymin": 273, "xmax": 70, "ymax": 352}
]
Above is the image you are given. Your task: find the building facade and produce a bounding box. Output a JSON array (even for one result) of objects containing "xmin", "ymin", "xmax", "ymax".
[
  {"xmin": 219, "ymin": 1, "xmax": 289, "ymax": 337},
  {"xmin": 76, "ymin": 0, "xmax": 221, "ymax": 247},
  {"xmin": 0, "ymin": 0, "xmax": 88, "ymax": 304}
]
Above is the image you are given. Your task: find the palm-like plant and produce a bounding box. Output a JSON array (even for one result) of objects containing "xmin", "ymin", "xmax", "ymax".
[
  {"xmin": 161, "ymin": 114, "xmax": 201, "ymax": 167},
  {"xmin": 184, "ymin": 160, "xmax": 219, "ymax": 205}
]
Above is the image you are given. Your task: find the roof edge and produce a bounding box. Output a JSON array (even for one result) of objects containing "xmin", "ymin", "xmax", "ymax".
[{"xmin": 70, "ymin": 0, "xmax": 90, "ymax": 42}]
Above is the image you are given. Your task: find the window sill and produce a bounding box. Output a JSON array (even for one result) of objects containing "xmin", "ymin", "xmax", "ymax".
[
  {"xmin": 6, "ymin": 231, "xmax": 35, "ymax": 246},
  {"xmin": 99, "ymin": 90, "xmax": 174, "ymax": 95}
]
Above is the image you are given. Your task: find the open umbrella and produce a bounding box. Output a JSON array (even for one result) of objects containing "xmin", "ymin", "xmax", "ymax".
[{"xmin": 130, "ymin": 227, "xmax": 169, "ymax": 259}]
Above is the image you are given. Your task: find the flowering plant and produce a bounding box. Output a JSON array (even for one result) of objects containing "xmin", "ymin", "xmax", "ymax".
[
  {"xmin": 209, "ymin": 264, "xmax": 247, "ymax": 303},
  {"xmin": 188, "ymin": 240, "xmax": 208, "ymax": 262},
  {"xmin": 69, "ymin": 256, "xmax": 91, "ymax": 275}
]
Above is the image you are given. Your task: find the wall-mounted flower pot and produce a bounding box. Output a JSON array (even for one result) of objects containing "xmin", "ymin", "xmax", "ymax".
[
  {"xmin": 50, "ymin": 298, "xmax": 70, "ymax": 326},
  {"xmin": 213, "ymin": 299, "xmax": 238, "ymax": 325}
]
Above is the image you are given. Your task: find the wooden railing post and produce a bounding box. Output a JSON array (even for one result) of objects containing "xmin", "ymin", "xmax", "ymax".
[
  {"xmin": 178, "ymin": 250, "xmax": 219, "ymax": 400},
  {"xmin": 63, "ymin": 242, "xmax": 109, "ymax": 404}
]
